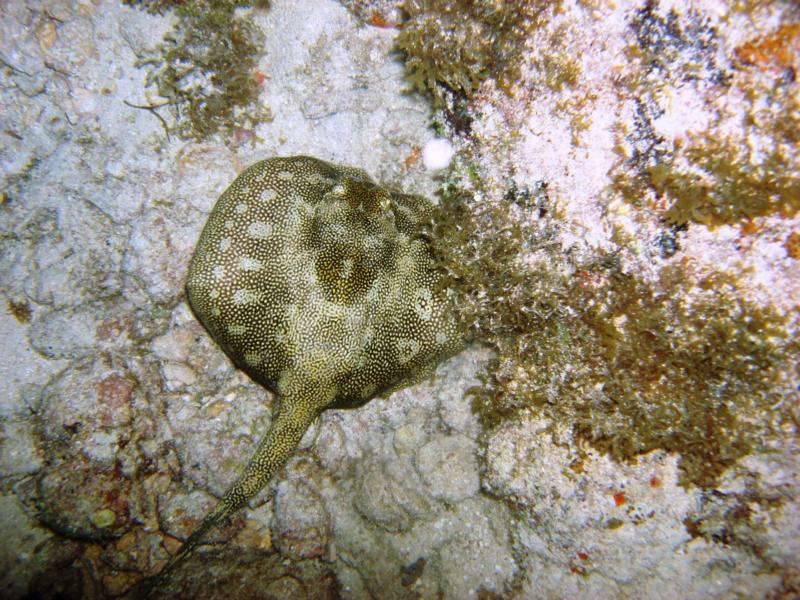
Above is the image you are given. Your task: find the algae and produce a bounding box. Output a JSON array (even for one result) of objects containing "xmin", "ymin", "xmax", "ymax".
[
  {"xmin": 430, "ymin": 179, "xmax": 799, "ymax": 489},
  {"xmin": 614, "ymin": 85, "xmax": 800, "ymax": 226},
  {"xmin": 129, "ymin": 0, "xmax": 272, "ymax": 142},
  {"xmin": 396, "ymin": 0, "xmax": 560, "ymax": 103},
  {"xmin": 613, "ymin": 5, "xmax": 799, "ymax": 226}
]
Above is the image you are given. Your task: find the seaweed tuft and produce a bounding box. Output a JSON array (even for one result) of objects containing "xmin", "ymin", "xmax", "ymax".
[
  {"xmin": 132, "ymin": 0, "xmax": 272, "ymax": 142},
  {"xmin": 396, "ymin": 0, "xmax": 559, "ymax": 103}
]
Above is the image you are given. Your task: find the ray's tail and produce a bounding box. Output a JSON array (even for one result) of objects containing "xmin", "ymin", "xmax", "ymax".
[{"xmin": 129, "ymin": 398, "xmax": 319, "ymax": 598}]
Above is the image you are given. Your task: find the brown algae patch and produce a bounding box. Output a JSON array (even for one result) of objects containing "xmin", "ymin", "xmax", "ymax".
[{"xmin": 430, "ymin": 183, "xmax": 799, "ymax": 489}]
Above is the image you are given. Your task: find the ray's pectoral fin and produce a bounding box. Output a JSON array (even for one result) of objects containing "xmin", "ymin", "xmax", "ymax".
[{"xmin": 136, "ymin": 388, "xmax": 325, "ymax": 596}]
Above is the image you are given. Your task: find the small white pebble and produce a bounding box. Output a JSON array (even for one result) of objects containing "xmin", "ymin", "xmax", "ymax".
[{"xmin": 422, "ymin": 138, "xmax": 455, "ymax": 171}]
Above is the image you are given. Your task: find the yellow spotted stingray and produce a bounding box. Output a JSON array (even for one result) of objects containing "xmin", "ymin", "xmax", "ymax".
[{"xmin": 144, "ymin": 156, "xmax": 461, "ymax": 591}]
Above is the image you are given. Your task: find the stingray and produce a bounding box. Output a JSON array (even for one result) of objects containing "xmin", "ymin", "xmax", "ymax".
[{"xmin": 137, "ymin": 156, "xmax": 462, "ymax": 594}]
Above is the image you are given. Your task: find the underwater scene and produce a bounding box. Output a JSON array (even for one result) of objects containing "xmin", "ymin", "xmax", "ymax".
[{"xmin": 0, "ymin": 0, "xmax": 798, "ymax": 598}]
